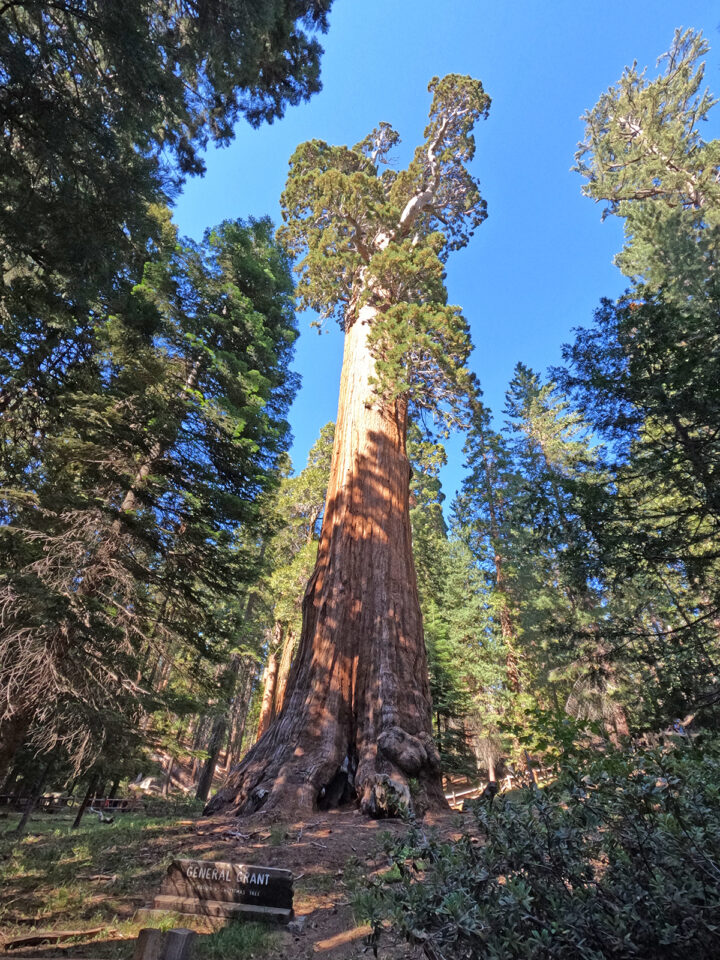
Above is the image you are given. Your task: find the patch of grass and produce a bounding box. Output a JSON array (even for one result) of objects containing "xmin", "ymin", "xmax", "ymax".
[
  {"xmin": 0, "ymin": 808, "xmax": 282, "ymax": 960},
  {"xmin": 267, "ymin": 824, "xmax": 287, "ymax": 846},
  {"xmin": 297, "ymin": 871, "xmax": 335, "ymax": 893},
  {"xmin": 194, "ymin": 922, "xmax": 281, "ymax": 960},
  {"xmin": 44, "ymin": 882, "xmax": 87, "ymax": 916},
  {"xmin": 149, "ymin": 911, "xmax": 193, "ymax": 933},
  {"xmin": 0, "ymin": 810, "xmax": 196, "ymax": 940}
]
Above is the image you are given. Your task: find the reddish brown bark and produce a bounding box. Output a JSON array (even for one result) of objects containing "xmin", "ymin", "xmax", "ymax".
[
  {"xmin": 273, "ymin": 627, "xmax": 295, "ymax": 717},
  {"xmin": 206, "ymin": 308, "xmax": 445, "ymax": 818},
  {"xmin": 224, "ymin": 663, "xmax": 256, "ymax": 770},
  {"xmin": 256, "ymin": 643, "xmax": 279, "ymax": 741},
  {"xmin": 495, "ymin": 561, "xmax": 521, "ymax": 693}
]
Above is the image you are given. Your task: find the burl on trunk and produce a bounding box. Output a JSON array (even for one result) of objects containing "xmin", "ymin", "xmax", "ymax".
[{"xmin": 206, "ymin": 305, "xmax": 445, "ymax": 818}]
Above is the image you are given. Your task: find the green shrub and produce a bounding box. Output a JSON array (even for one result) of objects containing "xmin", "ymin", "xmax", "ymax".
[{"xmin": 355, "ymin": 739, "xmax": 720, "ymax": 959}]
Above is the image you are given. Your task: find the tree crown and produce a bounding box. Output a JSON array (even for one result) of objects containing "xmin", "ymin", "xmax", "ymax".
[{"xmin": 279, "ymin": 74, "xmax": 490, "ymax": 425}]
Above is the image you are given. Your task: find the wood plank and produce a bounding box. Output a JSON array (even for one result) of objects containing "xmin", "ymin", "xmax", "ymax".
[
  {"xmin": 170, "ymin": 859, "xmax": 292, "ymax": 881},
  {"xmin": 152, "ymin": 895, "xmax": 292, "ymax": 924},
  {"xmin": 3, "ymin": 927, "xmax": 105, "ymax": 950},
  {"xmin": 160, "ymin": 860, "xmax": 292, "ymax": 910},
  {"xmin": 313, "ymin": 925, "xmax": 373, "ymax": 952},
  {"xmin": 160, "ymin": 876, "xmax": 292, "ymax": 909}
]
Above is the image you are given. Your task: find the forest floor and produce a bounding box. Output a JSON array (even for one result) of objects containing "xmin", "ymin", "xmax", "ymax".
[{"xmin": 0, "ymin": 804, "xmax": 467, "ymax": 960}]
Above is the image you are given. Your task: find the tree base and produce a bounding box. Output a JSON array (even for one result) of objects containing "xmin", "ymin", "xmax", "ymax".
[{"xmin": 204, "ymin": 732, "xmax": 447, "ymax": 821}]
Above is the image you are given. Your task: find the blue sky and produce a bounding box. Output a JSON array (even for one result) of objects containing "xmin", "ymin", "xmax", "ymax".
[{"xmin": 174, "ymin": 1, "xmax": 720, "ymax": 501}]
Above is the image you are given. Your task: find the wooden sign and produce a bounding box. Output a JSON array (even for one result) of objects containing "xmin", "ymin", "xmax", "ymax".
[{"xmin": 152, "ymin": 859, "xmax": 293, "ymax": 923}]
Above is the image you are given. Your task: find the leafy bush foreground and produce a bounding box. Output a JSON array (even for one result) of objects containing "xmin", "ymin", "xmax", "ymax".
[{"xmin": 355, "ymin": 739, "xmax": 720, "ymax": 959}]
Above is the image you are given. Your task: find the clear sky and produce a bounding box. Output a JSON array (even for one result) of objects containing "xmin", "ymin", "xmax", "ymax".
[{"xmin": 173, "ymin": 0, "xmax": 720, "ymax": 502}]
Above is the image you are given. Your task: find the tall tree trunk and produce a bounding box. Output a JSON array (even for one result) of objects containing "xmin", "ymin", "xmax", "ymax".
[
  {"xmin": 191, "ymin": 716, "xmax": 210, "ymax": 781},
  {"xmin": 224, "ymin": 663, "xmax": 256, "ymax": 771},
  {"xmin": 0, "ymin": 713, "xmax": 30, "ymax": 786},
  {"xmin": 495, "ymin": 562, "xmax": 521, "ymax": 693},
  {"xmin": 2, "ymin": 764, "xmax": 21, "ymax": 796},
  {"xmin": 162, "ymin": 756, "xmax": 174, "ymax": 797},
  {"xmin": 13, "ymin": 756, "xmax": 52, "ymax": 838},
  {"xmin": 256, "ymin": 641, "xmax": 280, "ymax": 741},
  {"xmin": 487, "ymin": 755, "xmax": 496, "ymax": 783},
  {"xmin": 195, "ymin": 657, "xmax": 242, "ymax": 802},
  {"xmin": 195, "ymin": 718, "xmax": 228, "ymax": 803},
  {"xmin": 72, "ymin": 772, "xmax": 99, "ymax": 829},
  {"xmin": 207, "ymin": 307, "xmax": 445, "ymax": 819},
  {"xmin": 274, "ymin": 627, "xmax": 295, "ymax": 717}
]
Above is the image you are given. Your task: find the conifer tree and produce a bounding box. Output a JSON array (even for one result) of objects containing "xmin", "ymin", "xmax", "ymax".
[
  {"xmin": 575, "ymin": 28, "xmax": 720, "ymax": 295},
  {"xmin": 565, "ymin": 28, "xmax": 720, "ymax": 726},
  {"xmin": 0, "ymin": 218, "xmax": 298, "ymax": 780},
  {"xmin": 208, "ymin": 74, "xmax": 490, "ymax": 818},
  {"xmin": 0, "ymin": 0, "xmax": 332, "ymax": 426},
  {"xmin": 504, "ymin": 364, "xmax": 630, "ymax": 741},
  {"xmin": 455, "ymin": 398, "xmax": 523, "ymax": 693}
]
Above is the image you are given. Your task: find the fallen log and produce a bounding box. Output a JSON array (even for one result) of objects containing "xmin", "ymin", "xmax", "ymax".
[{"xmin": 3, "ymin": 926, "xmax": 105, "ymax": 950}]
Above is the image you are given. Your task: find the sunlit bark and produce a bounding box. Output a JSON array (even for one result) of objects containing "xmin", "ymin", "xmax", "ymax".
[{"xmin": 206, "ymin": 306, "xmax": 444, "ymax": 818}]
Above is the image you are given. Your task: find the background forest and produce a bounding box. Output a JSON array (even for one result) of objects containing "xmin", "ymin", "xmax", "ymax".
[{"xmin": 2, "ymin": 3, "xmax": 720, "ymax": 958}]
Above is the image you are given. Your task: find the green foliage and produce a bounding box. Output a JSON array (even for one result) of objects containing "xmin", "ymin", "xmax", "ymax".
[
  {"xmin": 0, "ymin": 216, "xmax": 298, "ymax": 768},
  {"xmin": 0, "ymin": 0, "xmax": 331, "ymax": 453},
  {"xmin": 257, "ymin": 421, "xmax": 335, "ymax": 652},
  {"xmin": 0, "ymin": 0, "xmax": 334, "ymax": 781},
  {"xmin": 357, "ymin": 739, "xmax": 720, "ymax": 959},
  {"xmin": 278, "ymin": 74, "xmax": 490, "ymax": 426},
  {"xmin": 561, "ymin": 28, "xmax": 720, "ymax": 730},
  {"xmin": 575, "ymin": 28, "xmax": 720, "ymax": 293},
  {"xmin": 407, "ymin": 428, "xmax": 483, "ymax": 775}
]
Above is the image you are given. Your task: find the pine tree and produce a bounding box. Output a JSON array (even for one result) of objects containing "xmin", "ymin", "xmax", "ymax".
[
  {"xmin": 560, "ymin": 290, "xmax": 720, "ymax": 725},
  {"xmin": 0, "ymin": 217, "xmax": 298, "ymax": 780},
  {"xmin": 455, "ymin": 398, "xmax": 523, "ymax": 693},
  {"xmin": 574, "ymin": 28, "xmax": 720, "ymax": 296},
  {"xmin": 406, "ymin": 427, "xmax": 476, "ymax": 776},
  {"xmin": 0, "ymin": 0, "xmax": 332, "ymax": 426},
  {"xmin": 504, "ymin": 364, "xmax": 630, "ymax": 742},
  {"xmin": 208, "ymin": 74, "xmax": 490, "ymax": 818},
  {"xmin": 564, "ymin": 28, "xmax": 720, "ymax": 726}
]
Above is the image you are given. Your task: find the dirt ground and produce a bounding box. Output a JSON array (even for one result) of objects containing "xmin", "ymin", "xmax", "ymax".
[
  {"xmin": 189, "ymin": 806, "xmax": 463, "ymax": 959},
  {"xmin": 1, "ymin": 805, "xmax": 468, "ymax": 960}
]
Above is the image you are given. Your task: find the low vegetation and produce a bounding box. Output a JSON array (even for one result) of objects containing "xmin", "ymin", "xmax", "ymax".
[
  {"xmin": 0, "ymin": 809, "xmax": 276, "ymax": 959},
  {"xmin": 355, "ymin": 735, "xmax": 720, "ymax": 959}
]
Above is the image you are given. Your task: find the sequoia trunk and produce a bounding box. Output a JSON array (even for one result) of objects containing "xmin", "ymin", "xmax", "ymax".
[
  {"xmin": 206, "ymin": 307, "xmax": 445, "ymax": 818},
  {"xmin": 255, "ymin": 643, "xmax": 279, "ymax": 741},
  {"xmin": 273, "ymin": 627, "xmax": 295, "ymax": 717}
]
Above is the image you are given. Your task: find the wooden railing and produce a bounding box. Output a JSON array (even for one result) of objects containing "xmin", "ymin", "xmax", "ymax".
[{"xmin": 0, "ymin": 794, "xmax": 143, "ymax": 813}]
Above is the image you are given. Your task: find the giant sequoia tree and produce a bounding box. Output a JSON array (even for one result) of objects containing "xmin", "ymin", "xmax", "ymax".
[{"xmin": 208, "ymin": 74, "xmax": 490, "ymax": 818}]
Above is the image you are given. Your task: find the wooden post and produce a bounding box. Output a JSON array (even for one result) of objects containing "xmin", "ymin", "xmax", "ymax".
[
  {"xmin": 133, "ymin": 928, "xmax": 163, "ymax": 960},
  {"xmin": 134, "ymin": 928, "xmax": 195, "ymax": 960},
  {"xmin": 164, "ymin": 929, "xmax": 196, "ymax": 960}
]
